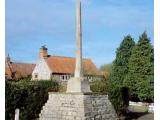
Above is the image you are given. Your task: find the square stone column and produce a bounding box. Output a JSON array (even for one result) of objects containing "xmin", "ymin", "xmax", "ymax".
[{"xmin": 67, "ymin": 0, "xmax": 91, "ymax": 93}]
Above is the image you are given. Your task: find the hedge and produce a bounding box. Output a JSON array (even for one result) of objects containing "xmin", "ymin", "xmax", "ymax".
[
  {"xmin": 6, "ymin": 79, "xmax": 129, "ymax": 119},
  {"xmin": 90, "ymin": 80, "xmax": 108, "ymax": 93},
  {"xmin": 5, "ymin": 79, "xmax": 59, "ymax": 120}
]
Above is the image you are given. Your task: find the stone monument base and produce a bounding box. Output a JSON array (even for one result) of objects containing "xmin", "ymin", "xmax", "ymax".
[
  {"xmin": 67, "ymin": 77, "xmax": 91, "ymax": 93},
  {"xmin": 39, "ymin": 92, "xmax": 117, "ymax": 120}
]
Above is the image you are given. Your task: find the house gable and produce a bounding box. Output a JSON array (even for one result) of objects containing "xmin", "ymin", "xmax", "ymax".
[{"xmin": 32, "ymin": 59, "xmax": 52, "ymax": 80}]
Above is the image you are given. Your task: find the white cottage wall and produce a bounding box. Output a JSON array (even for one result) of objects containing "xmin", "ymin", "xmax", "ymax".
[{"xmin": 32, "ymin": 59, "xmax": 52, "ymax": 80}]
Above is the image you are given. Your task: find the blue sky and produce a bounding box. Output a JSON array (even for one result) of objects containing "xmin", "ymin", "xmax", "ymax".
[{"xmin": 5, "ymin": 0, "xmax": 154, "ymax": 68}]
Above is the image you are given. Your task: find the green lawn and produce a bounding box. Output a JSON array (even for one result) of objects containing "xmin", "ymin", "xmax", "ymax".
[{"xmin": 128, "ymin": 105, "xmax": 148, "ymax": 112}]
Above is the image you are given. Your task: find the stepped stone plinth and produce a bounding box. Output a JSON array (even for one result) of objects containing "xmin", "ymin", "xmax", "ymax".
[{"xmin": 39, "ymin": 93, "xmax": 117, "ymax": 120}]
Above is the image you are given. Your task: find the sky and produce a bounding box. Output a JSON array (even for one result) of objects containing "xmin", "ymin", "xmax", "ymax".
[{"xmin": 5, "ymin": 0, "xmax": 154, "ymax": 68}]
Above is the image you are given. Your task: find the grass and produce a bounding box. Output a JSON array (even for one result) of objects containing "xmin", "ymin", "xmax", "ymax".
[{"xmin": 128, "ymin": 105, "xmax": 148, "ymax": 112}]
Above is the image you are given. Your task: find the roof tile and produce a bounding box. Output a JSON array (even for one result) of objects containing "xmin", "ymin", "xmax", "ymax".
[{"xmin": 47, "ymin": 56, "xmax": 101, "ymax": 75}]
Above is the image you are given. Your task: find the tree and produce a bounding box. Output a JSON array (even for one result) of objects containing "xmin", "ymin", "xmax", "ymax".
[
  {"xmin": 109, "ymin": 35, "xmax": 135, "ymax": 86},
  {"xmin": 108, "ymin": 35, "xmax": 135, "ymax": 115},
  {"xmin": 100, "ymin": 63, "xmax": 112, "ymax": 80},
  {"xmin": 125, "ymin": 32, "xmax": 154, "ymax": 102}
]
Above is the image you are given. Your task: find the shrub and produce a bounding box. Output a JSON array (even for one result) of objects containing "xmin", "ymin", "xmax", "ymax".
[
  {"xmin": 90, "ymin": 80, "xmax": 108, "ymax": 93},
  {"xmin": 5, "ymin": 79, "xmax": 59, "ymax": 120}
]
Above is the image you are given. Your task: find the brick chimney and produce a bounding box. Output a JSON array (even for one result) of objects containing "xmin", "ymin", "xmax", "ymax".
[
  {"xmin": 6, "ymin": 54, "xmax": 11, "ymax": 64},
  {"xmin": 39, "ymin": 46, "xmax": 48, "ymax": 59}
]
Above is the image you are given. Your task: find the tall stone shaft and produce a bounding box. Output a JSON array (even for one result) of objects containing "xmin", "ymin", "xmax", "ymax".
[
  {"xmin": 66, "ymin": 0, "xmax": 91, "ymax": 93},
  {"xmin": 74, "ymin": 0, "xmax": 83, "ymax": 78}
]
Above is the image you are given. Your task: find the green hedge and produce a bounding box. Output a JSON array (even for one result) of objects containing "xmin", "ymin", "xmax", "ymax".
[
  {"xmin": 5, "ymin": 79, "xmax": 59, "ymax": 120},
  {"xmin": 6, "ymin": 79, "xmax": 129, "ymax": 119},
  {"xmin": 90, "ymin": 80, "xmax": 108, "ymax": 93}
]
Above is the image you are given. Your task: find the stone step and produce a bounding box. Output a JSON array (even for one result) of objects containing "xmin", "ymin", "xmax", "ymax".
[{"xmin": 38, "ymin": 93, "xmax": 117, "ymax": 120}]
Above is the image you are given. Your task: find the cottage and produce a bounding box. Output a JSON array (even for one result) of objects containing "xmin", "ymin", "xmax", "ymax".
[
  {"xmin": 5, "ymin": 55, "xmax": 35, "ymax": 80},
  {"xmin": 32, "ymin": 46, "xmax": 102, "ymax": 82}
]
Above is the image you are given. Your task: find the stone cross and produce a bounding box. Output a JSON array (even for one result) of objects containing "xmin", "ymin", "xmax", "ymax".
[
  {"xmin": 66, "ymin": 0, "xmax": 91, "ymax": 93},
  {"xmin": 74, "ymin": 0, "xmax": 83, "ymax": 78}
]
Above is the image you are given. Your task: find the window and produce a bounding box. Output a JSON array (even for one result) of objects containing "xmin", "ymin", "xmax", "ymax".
[
  {"xmin": 61, "ymin": 75, "xmax": 68, "ymax": 81},
  {"xmin": 62, "ymin": 75, "xmax": 65, "ymax": 80},
  {"xmin": 35, "ymin": 74, "xmax": 38, "ymax": 79}
]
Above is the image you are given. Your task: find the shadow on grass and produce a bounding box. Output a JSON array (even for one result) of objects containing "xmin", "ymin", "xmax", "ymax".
[{"xmin": 124, "ymin": 112, "xmax": 149, "ymax": 120}]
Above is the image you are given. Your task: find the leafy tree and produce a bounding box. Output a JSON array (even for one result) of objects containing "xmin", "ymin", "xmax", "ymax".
[
  {"xmin": 125, "ymin": 32, "xmax": 154, "ymax": 102},
  {"xmin": 109, "ymin": 35, "xmax": 135, "ymax": 85},
  {"xmin": 100, "ymin": 63, "xmax": 112, "ymax": 80}
]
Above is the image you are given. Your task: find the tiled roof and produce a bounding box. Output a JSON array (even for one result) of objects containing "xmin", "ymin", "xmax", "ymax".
[
  {"xmin": 5, "ymin": 62, "xmax": 35, "ymax": 79},
  {"xmin": 47, "ymin": 56, "xmax": 101, "ymax": 76},
  {"xmin": 11, "ymin": 63, "xmax": 36, "ymax": 78}
]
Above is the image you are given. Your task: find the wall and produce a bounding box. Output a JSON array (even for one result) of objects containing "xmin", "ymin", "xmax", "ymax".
[{"xmin": 52, "ymin": 74, "xmax": 73, "ymax": 82}]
